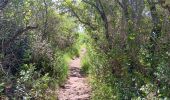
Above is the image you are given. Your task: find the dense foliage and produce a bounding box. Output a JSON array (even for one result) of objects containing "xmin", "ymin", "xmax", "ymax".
[
  {"xmin": 0, "ymin": 0, "xmax": 170, "ymax": 99},
  {"xmin": 0, "ymin": 0, "xmax": 79, "ymax": 99},
  {"xmin": 62, "ymin": 0, "xmax": 170, "ymax": 99}
]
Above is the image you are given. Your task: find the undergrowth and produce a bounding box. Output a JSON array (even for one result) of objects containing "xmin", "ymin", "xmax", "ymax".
[{"xmin": 81, "ymin": 32, "xmax": 170, "ymax": 99}]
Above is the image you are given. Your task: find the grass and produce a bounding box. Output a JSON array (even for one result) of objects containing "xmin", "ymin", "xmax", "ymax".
[
  {"xmin": 56, "ymin": 38, "xmax": 82, "ymax": 85},
  {"xmin": 80, "ymin": 50, "xmax": 90, "ymax": 75}
]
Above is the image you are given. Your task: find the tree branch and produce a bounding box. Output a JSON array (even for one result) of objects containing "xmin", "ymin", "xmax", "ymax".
[
  {"xmin": 70, "ymin": 7, "xmax": 96, "ymax": 30},
  {"xmin": 42, "ymin": 0, "xmax": 48, "ymax": 39},
  {"xmin": 4, "ymin": 25, "xmax": 38, "ymax": 46},
  {"xmin": 82, "ymin": 0, "xmax": 112, "ymax": 48},
  {"xmin": 82, "ymin": 0, "xmax": 98, "ymax": 10},
  {"xmin": 115, "ymin": 0, "xmax": 124, "ymax": 9}
]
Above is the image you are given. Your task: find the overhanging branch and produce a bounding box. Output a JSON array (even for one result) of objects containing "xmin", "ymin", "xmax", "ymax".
[{"xmin": 70, "ymin": 7, "xmax": 96, "ymax": 30}]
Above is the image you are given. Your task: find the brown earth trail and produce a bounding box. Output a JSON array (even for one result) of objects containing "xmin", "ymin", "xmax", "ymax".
[{"xmin": 58, "ymin": 48, "xmax": 91, "ymax": 100}]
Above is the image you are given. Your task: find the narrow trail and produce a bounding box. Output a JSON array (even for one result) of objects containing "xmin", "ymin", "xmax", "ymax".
[{"xmin": 58, "ymin": 48, "xmax": 91, "ymax": 100}]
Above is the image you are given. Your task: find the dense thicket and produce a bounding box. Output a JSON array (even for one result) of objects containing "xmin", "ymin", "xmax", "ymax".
[
  {"xmin": 0, "ymin": 0, "xmax": 79, "ymax": 99},
  {"xmin": 62, "ymin": 0, "xmax": 170, "ymax": 99},
  {"xmin": 0, "ymin": 0, "xmax": 170, "ymax": 99}
]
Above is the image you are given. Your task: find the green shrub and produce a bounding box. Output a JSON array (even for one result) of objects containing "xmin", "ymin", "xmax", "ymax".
[
  {"xmin": 14, "ymin": 64, "xmax": 55, "ymax": 99},
  {"xmin": 81, "ymin": 55, "xmax": 90, "ymax": 75},
  {"xmin": 52, "ymin": 49, "xmax": 69, "ymax": 85},
  {"xmin": 91, "ymin": 80, "xmax": 115, "ymax": 100}
]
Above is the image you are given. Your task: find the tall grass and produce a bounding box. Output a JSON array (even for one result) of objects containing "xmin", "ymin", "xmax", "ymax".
[{"xmin": 54, "ymin": 39, "xmax": 81, "ymax": 86}]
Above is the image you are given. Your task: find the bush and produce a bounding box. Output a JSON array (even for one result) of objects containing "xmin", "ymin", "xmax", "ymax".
[
  {"xmin": 81, "ymin": 54, "xmax": 90, "ymax": 75},
  {"xmin": 14, "ymin": 64, "xmax": 52, "ymax": 99}
]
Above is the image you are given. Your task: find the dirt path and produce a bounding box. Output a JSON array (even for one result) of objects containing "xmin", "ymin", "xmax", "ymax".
[{"xmin": 58, "ymin": 48, "xmax": 91, "ymax": 100}]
